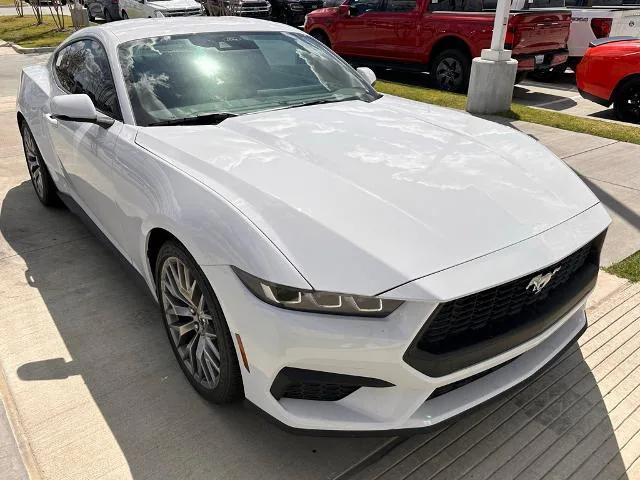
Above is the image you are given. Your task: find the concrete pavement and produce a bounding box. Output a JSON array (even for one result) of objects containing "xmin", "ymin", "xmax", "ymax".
[{"xmin": 0, "ymin": 49, "xmax": 639, "ymax": 479}]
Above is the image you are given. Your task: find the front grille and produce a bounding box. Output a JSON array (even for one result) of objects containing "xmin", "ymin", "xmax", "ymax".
[
  {"xmin": 282, "ymin": 382, "xmax": 360, "ymax": 401},
  {"xmin": 163, "ymin": 9, "xmax": 202, "ymax": 16},
  {"xmin": 403, "ymin": 231, "xmax": 605, "ymax": 377},
  {"xmin": 419, "ymin": 241, "xmax": 594, "ymax": 355}
]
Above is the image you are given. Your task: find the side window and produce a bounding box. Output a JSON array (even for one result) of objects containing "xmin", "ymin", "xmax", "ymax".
[
  {"xmin": 383, "ymin": 0, "xmax": 417, "ymax": 11},
  {"xmin": 55, "ymin": 39, "xmax": 121, "ymax": 120},
  {"xmin": 348, "ymin": 0, "xmax": 383, "ymax": 15}
]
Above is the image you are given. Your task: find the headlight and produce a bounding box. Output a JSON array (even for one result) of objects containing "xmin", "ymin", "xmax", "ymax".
[{"xmin": 233, "ymin": 267, "xmax": 403, "ymax": 317}]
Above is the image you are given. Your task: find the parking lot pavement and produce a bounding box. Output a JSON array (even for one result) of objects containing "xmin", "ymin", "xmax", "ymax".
[
  {"xmin": 513, "ymin": 71, "xmax": 624, "ymax": 124},
  {"xmin": 1, "ymin": 50, "xmax": 639, "ymax": 480}
]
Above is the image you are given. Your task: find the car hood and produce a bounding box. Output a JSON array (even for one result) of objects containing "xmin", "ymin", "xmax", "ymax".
[
  {"xmin": 148, "ymin": 0, "xmax": 200, "ymax": 9},
  {"xmin": 135, "ymin": 95, "xmax": 599, "ymax": 296}
]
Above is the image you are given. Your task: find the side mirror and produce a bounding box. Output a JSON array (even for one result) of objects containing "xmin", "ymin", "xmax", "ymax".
[
  {"xmin": 357, "ymin": 66, "xmax": 376, "ymax": 86},
  {"xmin": 337, "ymin": 4, "xmax": 349, "ymax": 15},
  {"xmin": 50, "ymin": 94, "xmax": 114, "ymax": 128}
]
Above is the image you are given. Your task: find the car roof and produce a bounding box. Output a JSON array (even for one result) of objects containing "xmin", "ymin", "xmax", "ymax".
[{"xmin": 82, "ymin": 17, "xmax": 302, "ymax": 45}]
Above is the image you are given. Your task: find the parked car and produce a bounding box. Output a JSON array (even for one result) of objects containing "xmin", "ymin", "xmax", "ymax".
[
  {"xmin": 84, "ymin": 0, "xmax": 121, "ymax": 21},
  {"xmin": 304, "ymin": 0, "xmax": 572, "ymax": 92},
  {"xmin": 270, "ymin": 0, "xmax": 323, "ymax": 25},
  {"xmin": 119, "ymin": 0, "xmax": 202, "ymax": 18},
  {"xmin": 518, "ymin": 0, "xmax": 640, "ymax": 79},
  {"xmin": 17, "ymin": 17, "xmax": 610, "ymax": 434},
  {"xmin": 577, "ymin": 37, "xmax": 640, "ymax": 123}
]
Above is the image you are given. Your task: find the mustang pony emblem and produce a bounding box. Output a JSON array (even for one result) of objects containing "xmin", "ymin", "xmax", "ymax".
[{"xmin": 527, "ymin": 267, "xmax": 561, "ymax": 295}]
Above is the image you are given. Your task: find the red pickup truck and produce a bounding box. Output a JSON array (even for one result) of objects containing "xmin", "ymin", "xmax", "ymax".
[{"xmin": 304, "ymin": 0, "xmax": 572, "ymax": 92}]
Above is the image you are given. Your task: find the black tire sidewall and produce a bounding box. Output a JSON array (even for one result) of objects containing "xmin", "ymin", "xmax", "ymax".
[
  {"xmin": 430, "ymin": 49, "xmax": 471, "ymax": 93},
  {"xmin": 155, "ymin": 241, "xmax": 244, "ymax": 404},
  {"xmin": 614, "ymin": 80, "xmax": 640, "ymax": 124},
  {"xmin": 20, "ymin": 122, "xmax": 58, "ymax": 207}
]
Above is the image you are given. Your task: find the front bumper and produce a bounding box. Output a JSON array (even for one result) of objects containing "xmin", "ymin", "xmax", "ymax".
[
  {"xmin": 515, "ymin": 49, "xmax": 569, "ymax": 72},
  {"xmin": 202, "ymin": 204, "xmax": 609, "ymax": 433}
]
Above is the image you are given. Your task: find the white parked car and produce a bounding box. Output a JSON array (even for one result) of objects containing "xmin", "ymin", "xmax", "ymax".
[
  {"xmin": 119, "ymin": 0, "xmax": 202, "ymax": 18},
  {"xmin": 16, "ymin": 17, "xmax": 610, "ymax": 434}
]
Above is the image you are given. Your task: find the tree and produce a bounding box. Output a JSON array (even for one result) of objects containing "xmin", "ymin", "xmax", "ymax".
[
  {"xmin": 29, "ymin": 0, "xmax": 44, "ymax": 25},
  {"xmin": 14, "ymin": 0, "xmax": 24, "ymax": 17},
  {"xmin": 48, "ymin": 0, "xmax": 66, "ymax": 31}
]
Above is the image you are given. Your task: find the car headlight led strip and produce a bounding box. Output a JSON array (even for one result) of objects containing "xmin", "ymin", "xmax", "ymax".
[{"xmin": 233, "ymin": 267, "xmax": 403, "ymax": 317}]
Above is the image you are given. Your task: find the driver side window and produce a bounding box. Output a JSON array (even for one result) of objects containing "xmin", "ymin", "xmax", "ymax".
[
  {"xmin": 55, "ymin": 39, "xmax": 122, "ymax": 120},
  {"xmin": 348, "ymin": 0, "xmax": 383, "ymax": 15}
]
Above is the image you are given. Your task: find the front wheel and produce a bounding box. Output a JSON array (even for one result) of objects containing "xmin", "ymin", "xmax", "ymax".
[
  {"xmin": 430, "ymin": 49, "xmax": 470, "ymax": 93},
  {"xmin": 614, "ymin": 79, "xmax": 640, "ymax": 124},
  {"xmin": 309, "ymin": 29, "xmax": 330, "ymax": 48},
  {"xmin": 156, "ymin": 241, "xmax": 244, "ymax": 404},
  {"xmin": 20, "ymin": 122, "xmax": 58, "ymax": 206}
]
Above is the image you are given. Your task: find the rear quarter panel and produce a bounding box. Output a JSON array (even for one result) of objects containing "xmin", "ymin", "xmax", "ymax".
[
  {"xmin": 16, "ymin": 64, "xmax": 67, "ymax": 190},
  {"xmin": 578, "ymin": 42, "xmax": 640, "ymax": 102}
]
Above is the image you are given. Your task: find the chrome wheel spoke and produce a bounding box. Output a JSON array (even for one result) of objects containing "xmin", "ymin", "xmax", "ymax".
[{"xmin": 161, "ymin": 256, "xmax": 222, "ymax": 390}]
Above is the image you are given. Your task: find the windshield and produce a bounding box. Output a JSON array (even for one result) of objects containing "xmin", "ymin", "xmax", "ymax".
[{"xmin": 118, "ymin": 31, "xmax": 380, "ymax": 126}]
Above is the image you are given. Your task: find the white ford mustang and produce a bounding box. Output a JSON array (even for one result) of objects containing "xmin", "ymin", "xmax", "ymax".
[{"xmin": 17, "ymin": 17, "xmax": 610, "ymax": 434}]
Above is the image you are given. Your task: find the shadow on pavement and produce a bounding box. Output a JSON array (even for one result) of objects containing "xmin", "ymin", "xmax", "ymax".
[{"xmin": 1, "ymin": 180, "xmax": 385, "ymax": 480}]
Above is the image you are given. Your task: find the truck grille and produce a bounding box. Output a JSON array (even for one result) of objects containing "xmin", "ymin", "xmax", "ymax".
[
  {"xmin": 403, "ymin": 231, "xmax": 605, "ymax": 377},
  {"xmin": 163, "ymin": 8, "xmax": 202, "ymax": 16}
]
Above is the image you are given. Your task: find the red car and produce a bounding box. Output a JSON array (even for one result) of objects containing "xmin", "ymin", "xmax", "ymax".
[
  {"xmin": 304, "ymin": 0, "xmax": 571, "ymax": 92},
  {"xmin": 577, "ymin": 37, "xmax": 640, "ymax": 124}
]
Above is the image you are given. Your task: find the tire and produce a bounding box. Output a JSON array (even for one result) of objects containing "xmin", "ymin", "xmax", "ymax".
[
  {"xmin": 20, "ymin": 121, "xmax": 58, "ymax": 207},
  {"xmin": 88, "ymin": 10, "xmax": 95, "ymax": 21},
  {"xmin": 430, "ymin": 49, "xmax": 471, "ymax": 93},
  {"xmin": 309, "ymin": 29, "xmax": 330, "ymax": 48},
  {"xmin": 121, "ymin": 10, "xmax": 128, "ymax": 19},
  {"xmin": 528, "ymin": 64, "xmax": 567, "ymax": 83},
  {"xmin": 104, "ymin": 8, "xmax": 112, "ymax": 21},
  {"xmin": 514, "ymin": 71, "xmax": 527, "ymax": 85},
  {"xmin": 156, "ymin": 240, "xmax": 244, "ymax": 404},
  {"xmin": 614, "ymin": 79, "xmax": 640, "ymax": 124}
]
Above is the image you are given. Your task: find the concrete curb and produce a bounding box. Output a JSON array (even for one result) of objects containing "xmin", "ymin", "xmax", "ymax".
[{"xmin": 0, "ymin": 39, "xmax": 55, "ymax": 54}]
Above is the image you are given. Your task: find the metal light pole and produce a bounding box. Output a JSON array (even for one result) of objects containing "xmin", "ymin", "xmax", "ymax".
[{"xmin": 465, "ymin": 0, "xmax": 518, "ymax": 114}]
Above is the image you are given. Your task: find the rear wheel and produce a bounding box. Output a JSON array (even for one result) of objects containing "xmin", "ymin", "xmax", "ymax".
[
  {"xmin": 156, "ymin": 241, "xmax": 244, "ymax": 403},
  {"xmin": 430, "ymin": 49, "xmax": 470, "ymax": 93},
  {"xmin": 614, "ymin": 79, "xmax": 640, "ymax": 124},
  {"xmin": 121, "ymin": 10, "xmax": 128, "ymax": 19},
  {"xmin": 104, "ymin": 8, "xmax": 112, "ymax": 21},
  {"xmin": 514, "ymin": 71, "xmax": 527, "ymax": 85},
  {"xmin": 20, "ymin": 121, "xmax": 58, "ymax": 207}
]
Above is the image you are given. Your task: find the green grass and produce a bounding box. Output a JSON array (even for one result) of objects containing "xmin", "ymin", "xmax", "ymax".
[
  {"xmin": 0, "ymin": 0, "xmax": 17, "ymax": 6},
  {"xmin": 376, "ymin": 80, "xmax": 640, "ymax": 146},
  {"xmin": 0, "ymin": 15, "xmax": 73, "ymax": 48},
  {"xmin": 606, "ymin": 251, "xmax": 640, "ymax": 282}
]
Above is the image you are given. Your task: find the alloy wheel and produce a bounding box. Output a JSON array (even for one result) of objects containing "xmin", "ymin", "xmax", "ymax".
[
  {"xmin": 160, "ymin": 256, "xmax": 222, "ymax": 390},
  {"xmin": 22, "ymin": 126, "xmax": 44, "ymax": 199},
  {"xmin": 436, "ymin": 57, "xmax": 463, "ymax": 91}
]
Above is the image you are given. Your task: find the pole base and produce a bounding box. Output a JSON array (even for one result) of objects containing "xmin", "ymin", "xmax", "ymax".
[{"xmin": 465, "ymin": 57, "xmax": 518, "ymax": 115}]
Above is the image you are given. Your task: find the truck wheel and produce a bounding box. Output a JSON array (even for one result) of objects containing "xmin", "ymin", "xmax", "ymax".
[
  {"xmin": 430, "ymin": 49, "xmax": 470, "ymax": 93},
  {"xmin": 614, "ymin": 79, "xmax": 640, "ymax": 124},
  {"xmin": 310, "ymin": 30, "xmax": 330, "ymax": 48},
  {"xmin": 528, "ymin": 64, "xmax": 567, "ymax": 83},
  {"xmin": 122, "ymin": 10, "xmax": 128, "ymax": 19}
]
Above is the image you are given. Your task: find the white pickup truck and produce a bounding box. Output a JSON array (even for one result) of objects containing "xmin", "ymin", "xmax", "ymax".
[
  {"xmin": 119, "ymin": 0, "xmax": 203, "ymax": 18},
  {"xmin": 511, "ymin": 0, "xmax": 640, "ymax": 77}
]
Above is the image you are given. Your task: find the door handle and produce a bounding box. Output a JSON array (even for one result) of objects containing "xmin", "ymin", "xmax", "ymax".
[{"xmin": 45, "ymin": 113, "xmax": 58, "ymax": 127}]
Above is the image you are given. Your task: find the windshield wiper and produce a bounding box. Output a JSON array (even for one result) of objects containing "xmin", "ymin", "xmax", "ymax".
[
  {"xmin": 148, "ymin": 111, "xmax": 238, "ymax": 126},
  {"xmin": 281, "ymin": 96, "xmax": 361, "ymax": 109}
]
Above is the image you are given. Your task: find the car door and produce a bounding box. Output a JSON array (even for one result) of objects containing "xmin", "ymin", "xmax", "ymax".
[
  {"xmin": 332, "ymin": 0, "xmax": 384, "ymax": 58},
  {"xmin": 45, "ymin": 38, "xmax": 127, "ymax": 252},
  {"xmin": 371, "ymin": 0, "xmax": 421, "ymax": 61}
]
